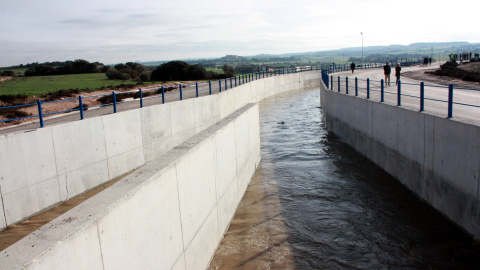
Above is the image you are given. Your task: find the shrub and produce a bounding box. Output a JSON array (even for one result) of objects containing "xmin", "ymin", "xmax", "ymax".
[
  {"xmin": 0, "ymin": 108, "xmax": 32, "ymax": 118},
  {"xmin": 1, "ymin": 70, "xmax": 14, "ymax": 76},
  {"xmin": 41, "ymin": 89, "xmax": 80, "ymax": 101},
  {"xmin": 0, "ymin": 94, "xmax": 29, "ymax": 105},
  {"xmin": 139, "ymin": 71, "xmax": 151, "ymax": 82}
]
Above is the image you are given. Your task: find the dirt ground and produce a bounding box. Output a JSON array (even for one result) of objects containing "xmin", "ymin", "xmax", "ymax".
[{"xmin": 402, "ymin": 62, "xmax": 480, "ymax": 89}]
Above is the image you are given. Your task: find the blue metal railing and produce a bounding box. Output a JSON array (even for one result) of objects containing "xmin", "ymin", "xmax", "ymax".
[
  {"xmin": 1, "ymin": 65, "xmax": 320, "ymax": 128},
  {"xmin": 324, "ymin": 73, "xmax": 480, "ymax": 119},
  {"xmin": 323, "ymin": 59, "xmax": 423, "ymax": 74}
]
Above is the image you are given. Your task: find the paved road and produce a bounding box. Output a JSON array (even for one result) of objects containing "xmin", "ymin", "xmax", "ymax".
[{"xmin": 329, "ymin": 63, "xmax": 480, "ymax": 125}]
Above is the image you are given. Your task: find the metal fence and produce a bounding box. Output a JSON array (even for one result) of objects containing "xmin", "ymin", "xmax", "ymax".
[
  {"xmin": 1, "ymin": 66, "xmax": 319, "ymax": 128},
  {"xmin": 321, "ymin": 70, "xmax": 480, "ymax": 120}
]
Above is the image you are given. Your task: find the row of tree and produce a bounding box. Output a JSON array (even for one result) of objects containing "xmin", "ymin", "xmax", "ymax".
[
  {"xmin": 3, "ymin": 58, "xmax": 239, "ymax": 82},
  {"xmin": 24, "ymin": 59, "xmax": 101, "ymax": 76},
  {"xmin": 101, "ymin": 61, "xmax": 238, "ymax": 82},
  {"xmin": 149, "ymin": 61, "xmax": 235, "ymax": 81},
  {"xmin": 105, "ymin": 62, "xmax": 149, "ymax": 81}
]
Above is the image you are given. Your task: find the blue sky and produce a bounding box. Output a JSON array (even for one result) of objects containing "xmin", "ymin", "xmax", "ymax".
[{"xmin": 1, "ymin": 0, "xmax": 478, "ymax": 66}]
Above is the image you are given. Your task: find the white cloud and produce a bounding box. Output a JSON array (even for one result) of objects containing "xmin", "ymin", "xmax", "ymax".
[{"xmin": 0, "ymin": 0, "xmax": 479, "ymax": 66}]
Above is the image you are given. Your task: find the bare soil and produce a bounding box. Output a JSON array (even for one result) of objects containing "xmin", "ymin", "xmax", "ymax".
[
  {"xmin": 0, "ymin": 76, "xmax": 12, "ymax": 83},
  {"xmin": 402, "ymin": 63, "xmax": 480, "ymax": 89},
  {"xmin": 0, "ymin": 174, "xmax": 127, "ymax": 251}
]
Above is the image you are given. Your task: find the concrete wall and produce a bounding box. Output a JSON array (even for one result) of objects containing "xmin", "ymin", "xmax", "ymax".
[
  {"xmin": 320, "ymin": 82, "xmax": 480, "ymax": 240},
  {"xmin": 0, "ymin": 71, "xmax": 320, "ymax": 230},
  {"xmin": 0, "ymin": 103, "xmax": 260, "ymax": 270}
]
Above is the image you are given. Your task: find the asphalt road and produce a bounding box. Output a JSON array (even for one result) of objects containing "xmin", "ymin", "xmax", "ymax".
[{"xmin": 329, "ymin": 63, "xmax": 480, "ymax": 125}]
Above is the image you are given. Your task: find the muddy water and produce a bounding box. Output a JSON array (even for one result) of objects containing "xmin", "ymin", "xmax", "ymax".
[{"xmin": 208, "ymin": 88, "xmax": 480, "ymax": 269}]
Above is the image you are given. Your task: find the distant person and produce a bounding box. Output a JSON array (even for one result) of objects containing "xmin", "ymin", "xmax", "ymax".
[
  {"xmin": 384, "ymin": 62, "xmax": 391, "ymax": 86},
  {"xmin": 428, "ymin": 57, "xmax": 432, "ymax": 65},
  {"xmin": 350, "ymin": 62, "xmax": 355, "ymax": 73},
  {"xmin": 395, "ymin": 63, "xmax": 401, "ymax": 85}
]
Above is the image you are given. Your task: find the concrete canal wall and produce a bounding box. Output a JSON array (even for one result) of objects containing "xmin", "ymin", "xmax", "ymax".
[
  {"xmin": 1, "ymin": 103, "xmax": 260, "ymax": 270},
  {"xmin": 320, "ymin": 82, "xmax": 480, "ymax": 240}
]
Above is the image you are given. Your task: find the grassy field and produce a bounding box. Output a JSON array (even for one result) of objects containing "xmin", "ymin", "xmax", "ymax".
[
  {"xmin": 205, "ymin": 67, "xmax": 224, "ymax": 74},
  {"xmin": 0, "ymin": 73, "xmax": 152, "ymax": 96}
]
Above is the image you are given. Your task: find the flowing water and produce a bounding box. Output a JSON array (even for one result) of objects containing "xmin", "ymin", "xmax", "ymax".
[{"xmin": 208, "ymin": 87, "xmax": 480, "ymax": 269}]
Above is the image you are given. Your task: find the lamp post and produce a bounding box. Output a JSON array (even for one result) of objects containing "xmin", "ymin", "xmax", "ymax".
[{"xmin": 360, "ymin": 32, "xmax": 364, "ymax": 69}]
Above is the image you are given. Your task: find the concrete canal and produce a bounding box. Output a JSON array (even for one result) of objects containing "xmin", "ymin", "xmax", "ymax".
[{"xmin": 208, "ymin": 87, "xmax": 480, "ymax": 269}]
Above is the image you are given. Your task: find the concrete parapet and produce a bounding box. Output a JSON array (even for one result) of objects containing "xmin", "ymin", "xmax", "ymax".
[
  {"xmin": 0, "ymin": 103, "xmax": 260, "ymax": 270},
  {"xmin": 320, "ymin": 81, "xmax": 480, "ymax": 240}
]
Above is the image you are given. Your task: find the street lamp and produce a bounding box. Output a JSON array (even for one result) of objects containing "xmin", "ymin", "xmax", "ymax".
[{"xmin": 360, "ymin": 32, "xmax": 364, "ymax": 69}]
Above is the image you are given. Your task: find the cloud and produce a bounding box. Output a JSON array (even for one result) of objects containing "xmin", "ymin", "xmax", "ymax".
[{"xmin": 0, "ymin": 0, "xmax": 479, "ymax": 66}]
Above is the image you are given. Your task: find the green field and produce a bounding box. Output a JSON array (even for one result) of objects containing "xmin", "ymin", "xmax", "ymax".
[
  {"xmin": 0, "ymin": 73, "xmax": 153, "ymax": 96},
  {"xmin": 205, "ymin": 67, "xmax": 224, "ymax": 74}
]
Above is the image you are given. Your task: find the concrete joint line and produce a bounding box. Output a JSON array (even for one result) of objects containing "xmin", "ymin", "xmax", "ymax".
[
  {"xmin": 65, "ymin": 175, "xmax": 69, "ymax": 199},
  {"xmin": 173, "ymin": 166, "xmax": 187, "ymax": 268},
  {"xmin": 96, "ymin": 223, "xmax": 107, "ymax": 270},
  {"xmin": 101, "ymin": 118, "xmax": 111, "ymax": 180},
  {"xmin": 0, "ymin": 184, "xmax": 7, "ymax": 226},
  {"xmin": 51, "ymin": 130, "xmax": 63, "ymax": 202}
]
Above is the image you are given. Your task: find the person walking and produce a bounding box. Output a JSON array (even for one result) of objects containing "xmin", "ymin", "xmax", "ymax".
[
  {"xmin": 384, "ymin": 62, "xmax": 391, "ymax": 86},
  {"xmin": 350, "ymin": 62, "xmax": 355, "ymax": 73},
  {"xmin": 395, "ymin": 63, "xmax": 401, "ymax": 85}
]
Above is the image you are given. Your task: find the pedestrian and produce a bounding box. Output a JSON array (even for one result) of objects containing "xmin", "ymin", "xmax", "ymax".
[
  {"xmin": 395, "ymin": 63, "xmax": 401, "ymax": 85},
  {"xmin": 429, "ymin": 57, "xmax": 432, "ymax": 65},
  {"xmin": 350, "ymin": 62, "xmax": 355, "ymax": 73},
  {"xmin": 384, "ymin": 62, "xmax": 391, "ymax": 86}
]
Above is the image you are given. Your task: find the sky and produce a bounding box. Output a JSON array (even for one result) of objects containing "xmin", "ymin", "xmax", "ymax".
[{"xmin": 1, "ymin": 0, "xmax": 479, "ymax": 67}]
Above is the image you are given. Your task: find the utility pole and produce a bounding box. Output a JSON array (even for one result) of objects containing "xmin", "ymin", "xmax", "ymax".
[{"xmin": 360, "ymin": 32, "xmax": 364, "ymax": 69}]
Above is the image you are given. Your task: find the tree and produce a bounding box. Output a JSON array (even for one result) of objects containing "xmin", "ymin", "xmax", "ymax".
[
  {"xmin": 24, "ymin": 65, "xmax": 58, "ymax": 76},
  {"xmin": 1, "ymin": 70, "xmax": 14, "ymax": 76},
  {"xmin": 105, "ymin": 62, "xmax": 147, "ymax": 80},
  {"xmin": 222, "ymin": 64, "xmax": 236, "ymax": 77},
  {"xmin": 187, "ymin": 64, "xmax": 207, "ymax": 80},
  {"xmin": 151, "ymin": 61, "xmax": 192, "ymax": 81}
]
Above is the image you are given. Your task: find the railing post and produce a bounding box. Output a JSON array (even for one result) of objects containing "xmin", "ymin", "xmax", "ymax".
[
  {"xmin": 331, "ymin": 76, "xmax": 333, "ymax": 90},
  {"xmin": 139, "ymin": 88, "xmax": 143, "ymax": 108},
  {"xmin": 381, "ymin": 80, "xmax": 384, "ymax": 102},
  {"xmin": 367, "ymin": 78, "xmax": 370, "ymax": 99},
  {"xmin": 397, "ymin": 81, "xmax": 401, "ymax": 106},
  {"xmin": 161, "ymin": 86, "xmax": 165, "ymax": 104},
  {"xmin": 338, "ymin": 76, "xmax": 341, "ymax": 92},
  {"xmin": 37, "ymin": 100, "xmax": 44, "ymax": 128},
  {"xmin": 235, "ymin": 76, "xmax": 237, "ymax": 87},
  {"xmin": 346, "ymin": 77, "xmax": 349, "ymax": 94},
  {"xmin": 355, "ymin": 77, "xmax": 358, "ymax": 96},
  {"xmin": 112, "ymin": 92, "xmax": 117, "ymax": 113},
  {"xmin": 219, "ymin": 79, "xmax": 222, "ymax": 92},
  {"xmin": 180, "ymin": 84, "xmax": 183, "ymax": 100},
  {"xmin": 196, "ymin": 82, "xmax": 199, "ymax": 97},
  {"xmin": 209, "ymin": 81, "xmax": 212, "ymax": 95},
  {"xmin": 230, "ymin": 77, "xmax": 233, "ymax": 88},
  {"xmin": 78, "ymin": 95, "xmax": 84, "ymax": 120},
  {"xmin": 448, "ymin": 84, "xmax": 453, "ymax": 118},
  {"xmin": 420, "ymin": 82, "xmax": 424, "ymax": 111}
]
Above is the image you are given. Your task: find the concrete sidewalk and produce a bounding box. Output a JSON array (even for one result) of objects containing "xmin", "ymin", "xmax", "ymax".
[{"xmin": 329, "ymin": 63, "xmax": 480, "ymax": 125}]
